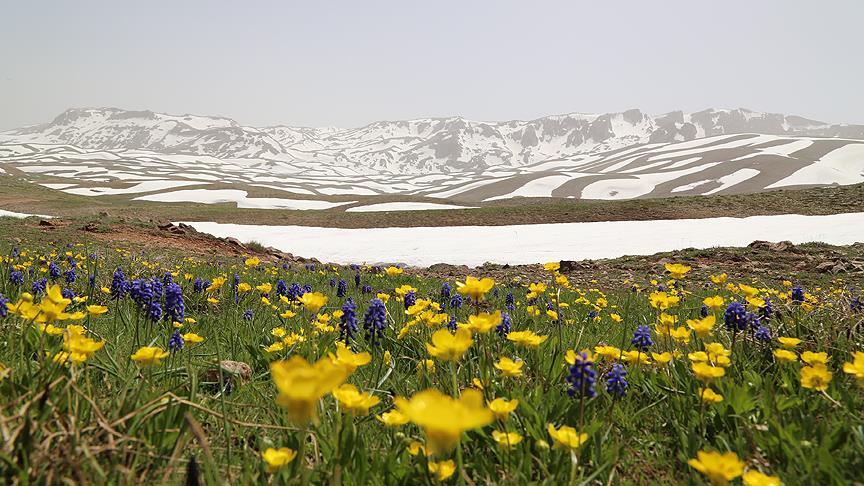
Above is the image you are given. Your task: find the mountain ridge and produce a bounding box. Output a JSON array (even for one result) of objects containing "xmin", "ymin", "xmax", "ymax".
[{"xmin": 4, "ymin": 107, "xmax": 863, "ymax": 175}]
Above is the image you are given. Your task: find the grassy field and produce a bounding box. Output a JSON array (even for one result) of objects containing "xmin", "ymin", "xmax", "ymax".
[
  {"xmin": 2, "ymin": 175, "xmax": 864, "ymax": 228},
  {"xmin": 1, "ymin": 215, "xmax": 862, "ymax": 484}
]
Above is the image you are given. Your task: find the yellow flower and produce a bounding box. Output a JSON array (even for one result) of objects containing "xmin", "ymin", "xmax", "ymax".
[
  {"xmin": 842, "ymin": 351, "xmax": 864, "ymax": 385},
  {"xmin": 610, "ymin": 313, "xmax": 622, "ymax": 323},
  {"xmin": 395, "ymin": 389, "xmax": 493, "ymax": 455},
  {"xmin": 703, "ymin": 296, "xmax": 725, "ymax": 311},
  {"xmin": 206, "ymin": 277, "xmax": 226, "ymax": 292},
  {"xmin": 385, "ymin": 266, "xmax": 404, "ymax": 277},
  {"xmin": 62, "ymin": 327, "xmax": 105, "ymax": 363},
  {"xmin": 256, "ymin": 282, "xmax": 273, "ymax": 294},
  {"xmin": 669, "ymin": 326, "xmax": 691, "ymax": 344},
  {"xmin": 665, "ymin": 263, "xmax": 692, "ymax": 279},
  {"xmin": 773, "ymin": 349, "xmax": 797, "ymax": 363},
  {"xmin": 428, "ymin": 460, "xmax": 456, "ymax": 482},
  {"xmin": 777, "ymin": 337, "xmax": 801, "ymax": 348},
  {"xmin": 332, "ymin": 384, "xmax": 380, "ymax": 415},
  {"xmin": 86, "ymin": 305, "xmax": 108, "ymax": 316},
  {"xmin": 271, "ymin": 327, "xmax": 287, "ymax": 338},
  {"xmin": 699, "ymin": 388, "xmax": 724, "ymax": 403},
  {"xmin": 417, "ymin": 359, "xmax": 436, "ymax": 373},
  {"xmin": 237, "ymin": 282, "xmax": 252, "ymax": 293},
  {"xmin": 649, "ymin": 291, "xmax": 680, "ymax": 310},
  {"xmin": 261, "ymin": 447, "xmax": 297, "ymax": 473},
  {"xmin": 800, "ymin": 351, "xmax": 828, "ymax": 365},
  {"xmin": 427, "ymin": 327, "xmax": 473, "ymax": 361},
  {"xmin": 652, "ymin": 352, "xmax": 673, "ymax": 366},
  {"xmin": 593, "ymin": 345, "xmax": 622, "ymax": 361},
  {"xmin": 494, "ymin": 357, "xmax": 524, "ymax": 377},
  {"xmin": 0, "ymin": 363, "xmax": 9, "ymax": 382},
  {"xmin": 687, "ymin": 450, "xmax": 745, "ymax": 486},
  {"xmin": 462, "ymin": 311, "xmax": 501, "ymax": 333},
  {"xmin": 506, "ymin": 330, "xmax": 548, "ymax": 347},
  {"xmin": 407, "ymin": 441, "xmax": 428, "ymax": 456},
  {"xmin": 692, "ymin": 362, "xmax": 725, "ymax": 382},
  {"xmin": 800, "ymin": 363, "xmax": 832, "ymax": 391},
  {"xmin": 376, "ymin": 293, "xmax": 391, "ymax": 303},
  {"xmin": 383, "ymin": 350, "xmax": 392, "ymax": 363},
  {"xmin": 492, "ymin": 430, "xmax": 523, "ymax": 449},
  {"xmin": 709, "ymin": 273, "xmax": 728, "ymax": 284},
  {"xmin": 546, "ymin": 309, "xmax": 559, "ymax": 321},
  {"xmin": 622, "ymin": 350, "xmax": 651, "ymax": 365},
  {"xmin": 131, "ymin": 346, "xmax": 169, "ymax": 366},
  {"xmin": 687, "ymin": 315, "xmax": 716, "ymax": 338},
  {"xmin": 244, "ymin": 257, "xmax": 260, "ymax": 268},
  {"xmin": 546, "ymin": 424, "xmax": 588, "ymax": 451},
  {"xmin": 270, "ymin": 355, "xmax": 350, "ymax": 424},
  {"xmin": 543, "ymin": 262, "xmax": 560, "ymax": 272},
  {"xmin": 265, "ymin": 342, "xmax": 285, "ymax": 353},
  {"xmin": 742, "ymin": 470, "xmax": 782, "ymax": 486},
  {"xmin": 279, "ymin": 310, "xmax": 296, "ymax": 319},
  {"xmin": 329, "ymin": 342, "xmax": 372, "ymax": 372},
  {"xmin": 182, "ymin": 333, "xmax": 204, "ymax": 345},
  {"xmin": 456, "ymin": 276, "xmax": 495, "ymax": 301},
  {"xmin": 376, "ymin": 409, "xmax": 410, "ymax": 427},
  {"xmin": 487, "ymin": 397, "xmax": 518, "ymax": 421},
  {"xmin": 298, "ymin": 292, "xmax": 328, "ymax": 314}
]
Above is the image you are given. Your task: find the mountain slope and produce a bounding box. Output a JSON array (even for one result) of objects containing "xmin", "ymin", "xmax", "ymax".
[{"xmin": 4, "ymin": 107, "xmax": 863, "ymax": 174}]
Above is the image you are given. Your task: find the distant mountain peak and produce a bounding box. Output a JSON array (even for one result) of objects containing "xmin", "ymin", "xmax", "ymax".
[{"xmin": 2, "ymin": 107, "xmax": 862, "ymax": 174}]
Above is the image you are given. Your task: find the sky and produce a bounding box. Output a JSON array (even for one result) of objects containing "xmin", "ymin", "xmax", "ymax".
[{"xmin": 1, "ymin": 0, "xmax": 862, "ymax": 130}]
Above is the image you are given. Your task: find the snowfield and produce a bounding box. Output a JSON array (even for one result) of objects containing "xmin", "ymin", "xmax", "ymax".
[{"xmin": 179, "ymin": 212, "xmax": 864, "ymax": 266}]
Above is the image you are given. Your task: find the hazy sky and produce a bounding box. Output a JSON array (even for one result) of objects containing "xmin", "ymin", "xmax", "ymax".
[{"xmin": 1, "ymin": 1, "xmax": 862, "ymax": 130}]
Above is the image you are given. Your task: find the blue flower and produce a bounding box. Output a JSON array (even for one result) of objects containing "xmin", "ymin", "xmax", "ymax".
[
  {"xmin": 48, "ymin": 262, "xmax": 61, "ymax": 280},
  {"xmin": 700, "ymin": 304, "xmax": 709, "ymax": 318},
  {"xmin": 361, "ymin": 285, "xmax": 373, "ymax": 294},
  {"xmin": 724, "ymin": 302, "xmax": 748, "ymax": 332},
  {"xmin": 0, "ymin": 293, "xmax": 9, "ymax": 318},
  {"xmin": 169, "ymin": 330, "xmax": 184, "ymax": 352},
  {"xmin": 363, "ymin": 298, "xmax": 387, "ymax": 346},
  {"xmin": 243, "ymin": 309, "xmax": 253, "ymax": 321},
  {"xmin": 791, "ymin": 286, "xmax": 805, "ymax": 303},
  {"xmin": 287, "ymin": 282, "xmax": 304, "ymax": 300},
  {"xmin": 605, "ymin": 364, "xmax": 629, "ymax": 399},
  {"xmin": 164, "ymin": 283, "xmax": 185, "ymax": 323},
  {"xmin": 566, "ymin": 352, "xmax": 597, "ymax": 398},
  {"xmin": 10, "ymin": 270, "xmax": 24, "ymax": 285},
  {"xmin": 496, "ymin": 312, "xmax": 511, "ymax": 337},
  {"xmin": 64, "ymin": 268, "xmax": 77, "ymax": 284},
  {"xmin": 337, "ymin": 279, "xmax": 348, "ymax": 298},
  {"xmin": 111, "ymin": 268, "xmax": 127, "ymax": 300},
  {"xmin": 354, "ymin": 273, "xmax": 361, "ymax": 287},
  {"xmin": 147, "ymin": 301, "xmax": 162, "ymax": 322},
  {"xmin": 61, "ymin": 288, "xmax": 75, "ymax": 301},
  {"xmin": 505, "ymin": 292, "xmax": 515, "ymax": 311},
  {"xmin": 130, "ymin": 279, "xmax": 153, "ymax": 307},
  {"xmin": 760, "ymin": 297, "xmax": 774, "ymax": 320},
  {"xmin": 404, "ymin": 290, "xmax": 416, "ymax": 309},
  {"xmin": 447, "ymin": 315, "xmax": 458, "ymax": 332},
  {"xmin": 754, "ymin": 325, "xmax": 772, "ymax": 342},
  {"xmin": 440, "ymin": 282, "xmax": 452, "ymax": 301},
  {"xmin": 450, "ymin": 294, "xmax": 463, "ymax": 310},
  {"xmin": 339, "ymin": 298, "xmax": 358, "ymax": 343},
  {"xmin": 193, "ymin": 278, "xmax": 206, "ymax": 293},
  {"xmin": 276, "ymin": 279, "xmax": 288, "ymax": 297},
  {"xmin": 32, "ymin": 278, "xmax": 47, "ymax": 295},
  {"xmin": 329, "ymin": 278, "xmax": 337, "ymax": 288},
  {"xmin": 631, "ymin": 325, "xmax": 653, "ymax": 350}
]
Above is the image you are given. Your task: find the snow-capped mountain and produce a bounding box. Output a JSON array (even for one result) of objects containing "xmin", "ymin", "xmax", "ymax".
[
  {"xmin": 2, "ymin": 107, "xmax": 864, "ymax": 207},
  {"xmin": 4, "ymin": 107, "xmax": 863, "ymax": 174}
]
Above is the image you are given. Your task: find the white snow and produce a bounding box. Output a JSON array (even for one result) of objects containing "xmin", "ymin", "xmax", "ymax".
[
  {"xmin": 63, "ymin": 180, "xmax": 206, "ymax": 196},
  {"xmin": 137, "ymin": 189, "xmax": 353, "ymax": 210},
  {"xmin": 766, "ymin": 143, "xmax": 864, "ymax": 188},
  {"xmin": 39, "ymin": 183, "xmax": 77, "ymax": 189},
  {"xmin": 345, "ymin": 202, "xmax": 477, "ymax": 212},
  {"xmin": 484, "ymin": 175, "xmax": 573, "ymax": 201},
  {"xmin": 580, "ymin": 163, "xmax": 721, "ymax": 199},
  {"xmin": 179, "ymin": 212, "xmax": 864, "ymax": 267},
  {"xmin": 703, "ymin": 168, "xmax": 761, "ymax": 195},
  {"xmin": 0, "ymin": 209, "xmax": 52, "ymax": 219}
]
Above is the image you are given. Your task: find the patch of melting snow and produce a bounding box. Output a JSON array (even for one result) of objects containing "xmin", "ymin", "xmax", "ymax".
[
  {"xmin": 138, "ymin": 189, "xmax": 353, "ymax": 210},
  {"xmin": 345, "ymin": 202, "xmax": 477, "ymax": 212},
  {"xmin": 179, "ymin": 212, "xmax": 864, "ymax": 267}
]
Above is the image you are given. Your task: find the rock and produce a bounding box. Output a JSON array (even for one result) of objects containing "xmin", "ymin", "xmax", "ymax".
[
  {"xmin": 38, "ymin": 219, "xmax": 54, "ymax": 227},
  {"xmin": 224, "ymin": 237, "xmax": 246, "ymax": 249},
  {"xmin": 200, "ymin": 360, "xmax": 253, "ymax": 394},
  {"xmin": 748, "ymin": 240, "xmax": 797, "ymax": 252},
  {"xmin": 83, "ymin": 222, "xmax": 100, "ymax": 232}
]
